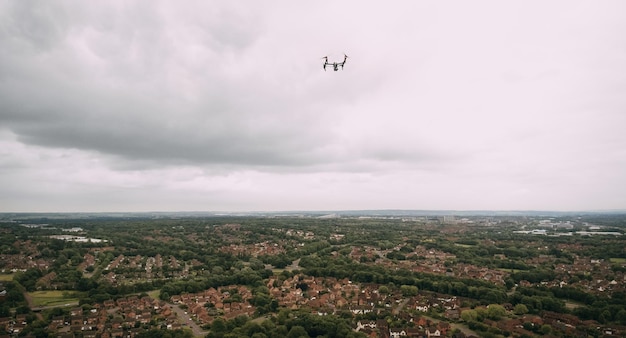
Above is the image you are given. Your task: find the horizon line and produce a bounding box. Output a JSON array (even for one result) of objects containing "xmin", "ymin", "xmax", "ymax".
[{"xmin": 2, "ymin": 208, "xmax": 626, "ymax": 215}]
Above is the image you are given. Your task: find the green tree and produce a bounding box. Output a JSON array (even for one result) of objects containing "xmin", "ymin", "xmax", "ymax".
[
  {"xmin": 487, "ymin": 304, "xmax": 506, "ymax": 320},
  {"xmin": 615, "ymin": 309, "xmax": 626, "ymax": 324},
  {"xmin": 400, "ymin": 285, "xmax": 418, "ymax": 297},
  {"xmin": 242, "ymin": 321, "xmax": 266, "ymax": 337},
  {"xmin": 540, "ymin": 324, "xmax": 552, "ymax": 335},
  {"xmin": 287, "ymin": 325, "xmax": 309, "ymax": 338},
  {"xmin": 461, "ymin": 309, "xmax": 478, "ymax": 322},
  {"xmin": 599, "ymin": 309, "xmax": 611, "ymax": 324},
  {"xmin": 0, "ymin": 306, "xmax": 10, "ymax": 318},
  {"xmin": 513, "ymin": 303, "xmax": 528, "ymax": 315},
  {"xmin": 211, "ymin": 317, "xmax": 227, "ymax": 334},
  {"xmin": 15, "ymin": 305, "xmax": 31, "ymax": 315}
]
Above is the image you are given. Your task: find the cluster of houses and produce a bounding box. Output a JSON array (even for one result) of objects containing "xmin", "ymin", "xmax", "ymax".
[
  {"xmin": 4, "ymin": 273, "xmax": 625, "ymax": 338},
  {"xmin": 0, "ymin": 314, "xmax": 29, "ymax": 336},
  {"xmin": 78, "ymin": 253, "xmax": 96, "ymax": 272},
  {"xmin": 0, "ymin": 253, "xmax": 41, "ymax": 273},
  {"xmin": 355, "ymin": 318, "xmax": 449, "ymax": 338},
  {"xmin": 353, "ymin": 239, "xmax": 623, "ymax": 293},
  {"xmin": 448, "ymin": 264, "xmax": 507, "ymax": 285},
  {"xmin": 1, "ymin": 296, "xmax": 180, "ymax": 338},
  {"xmin": 553, "ymin": 257, "xmax": 626, "ymax": 295},
  {"xmin": 103, "ymin": 253, "xmax": 199, "ymax": 275},
  {"xmin": 349, "ymin": 245, "xmax": 508, "ymax": 286},
  {"xmin": 266, "ymin": 274, "xmax": 461, "ymax": 319},
  {"xmin": 1, "ymin": 236, "xmax": 210, "ymax": 291},
  {"xmin": 170, "ymin": 285, "xmax": 256, "ymax": 324},
  {"xmin": 0, "ymin": 240, "xmax": 51, "ymax": 273},
  {"xmin": 218, "ymin": 241, "xmax": 285, "ymax": 258},
  {"xmin": 273, "ymin": 228, "xmax": 316, "ymax": 240},
  {"xmin": 100, "ymin": 254, "xmax": 197, "ymax": 285},
  {"xmin": 268, "ymin": 275, "xmax": 360, "ymax": 313},
  {"xmin": 159, "ymin": 275, "xmax": 471, "ymax": 337}
]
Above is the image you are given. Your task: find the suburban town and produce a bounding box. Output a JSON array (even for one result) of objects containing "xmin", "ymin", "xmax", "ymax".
[{"xmin": 0, "ymin": 212, "xmax": 625, "ymax": 337}]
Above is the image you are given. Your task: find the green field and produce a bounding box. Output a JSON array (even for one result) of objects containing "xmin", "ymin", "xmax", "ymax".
[
  {"xmin": 565, "ymin": 300, "xmax": 584, "ymax": 310},
  {"xmin": 497, "ymin": 268, "xmax": 524, "ymax": 273},
  {"xmin": 28, "ymin": 291, "xmax": 80, "ymax": 308},
  {"xmin": 610, "ymin": 258, "xmax": 626, "ymax": 264},
  {"xmin": 147, "ymin": 290, "xmax": 161, "ymax": 300},
  {"xmin": 0, "ymin": 274, "xmax": 14, "ymax": 281}
]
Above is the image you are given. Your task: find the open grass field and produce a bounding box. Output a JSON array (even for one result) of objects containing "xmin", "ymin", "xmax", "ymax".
[
  {"xmin": 0, "ymin": 274, "xmax": 14, "ymax": 281},
  {"xmin": 565, "ymin": 300, "xmax": 584, "ymax": 310},
  {"xmin": 28, "ymin": 291, "xmax": 79, "ymax": 308},
  {"xmin": 147, "ymin": 290, "xmax": 161, "ymax": 300},
  {"xmin": 497, "ymin": 268, "xmax": 524, "ymax": 273},
  {"xmin": 610, "ymin": 258, "xmax": 626, "ymax": 264}
]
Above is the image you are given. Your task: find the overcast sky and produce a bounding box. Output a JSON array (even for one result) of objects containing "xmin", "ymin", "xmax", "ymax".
[{"xmin": 1, "ymin": 1, "xmax": 625, "ymax": 212}]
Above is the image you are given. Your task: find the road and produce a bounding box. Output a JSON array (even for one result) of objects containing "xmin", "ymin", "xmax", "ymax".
[
  {"xmin": 286, "ymin": 258, "xmax": 301, "ymax": 271},
  {"xmin": 393, "ymin": 298, "xmax": 410, "ymax": 315},
  {"xmin": 169, "ymin": 303, "xmax": 208, "ymax": 337}
]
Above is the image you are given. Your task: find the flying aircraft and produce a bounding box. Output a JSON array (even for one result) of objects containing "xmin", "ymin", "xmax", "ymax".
[{"xmin": 322, "ymin": 54, "xmax": 348, "ymax": 71}]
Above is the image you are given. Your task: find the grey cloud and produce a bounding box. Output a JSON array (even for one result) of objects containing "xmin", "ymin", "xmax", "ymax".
[
  {"xmin": 0, "ymin": 1, "xmax": 348, "ymax": 169},
  {"xmin": 0, "ymin": 1, "xmax": 70, "ymax": 51},
  {"xmin": 2, "ymin": 1, "xmax": 626, "ymax": 212}
]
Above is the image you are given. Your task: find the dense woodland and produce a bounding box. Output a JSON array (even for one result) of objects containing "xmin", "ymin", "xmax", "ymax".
[{"xmin": 1, "ymin": 213, "xmax": 625, "ymax": 337}]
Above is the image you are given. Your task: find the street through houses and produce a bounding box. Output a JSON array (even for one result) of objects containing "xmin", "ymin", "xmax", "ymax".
[{"xmin": 170, "ymin": 303, "xmax": 208, "ymax": 337}]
